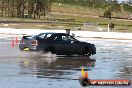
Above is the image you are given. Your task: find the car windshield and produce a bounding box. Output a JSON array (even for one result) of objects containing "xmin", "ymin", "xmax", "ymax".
[{"xmin": 70, "ymin": 36, "xmax": 78, "ymax": 41}]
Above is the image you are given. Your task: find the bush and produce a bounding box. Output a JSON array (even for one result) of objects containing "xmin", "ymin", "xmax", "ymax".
[{"xmin": 104, "ymin": 10, "xmax": 111, "ymax": 19}]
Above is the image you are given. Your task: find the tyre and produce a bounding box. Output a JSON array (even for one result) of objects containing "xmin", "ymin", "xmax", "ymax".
[
  {"xmin": 23, "ymin": 47, "xmax": 30, "ymax": 51},
  {"xmin": 83, "ymin": 47, "xmax": 92, "ymax": 56},
  {"xmin": 44, "ymin": 46, "xmax": 55, "ymax": 54},
  {"xmin": 20, "ymin": 47, "xmax": 29, "ymax": 51}
]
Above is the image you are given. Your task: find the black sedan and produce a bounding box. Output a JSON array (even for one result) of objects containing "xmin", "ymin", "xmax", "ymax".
[{"xmin": 19, "ymin": 33, "xmax": 96, "ymax": 56}]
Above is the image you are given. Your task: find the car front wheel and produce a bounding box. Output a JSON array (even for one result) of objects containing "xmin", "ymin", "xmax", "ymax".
[{"xmin": 83, "ymin": 47, "xmax": 92, "ymax": 56}]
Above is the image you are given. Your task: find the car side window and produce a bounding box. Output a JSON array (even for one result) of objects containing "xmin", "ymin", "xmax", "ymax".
[
  {"xmin": 38, "ymin": 33, "xmax": 53, "ymax": 39},
  {"xmin": 45, "ymin": 34, "xmax": 52, "ymax": 39},
  {"xmin": 54, "ymin": 35, "xmax": 62, "ymax": 41},
  {"xmin": 62, "ymin": 35, "xmax": 75, "ymax": 41},
  {"xmin": 38, "ymin": 34, "xmax": 46, "ymax": 39}
]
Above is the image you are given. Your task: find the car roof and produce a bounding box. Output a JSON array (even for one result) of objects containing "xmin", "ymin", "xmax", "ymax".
[{"xmin": 39, "ymin": 32, "xmax": 68, "ymax": 35}]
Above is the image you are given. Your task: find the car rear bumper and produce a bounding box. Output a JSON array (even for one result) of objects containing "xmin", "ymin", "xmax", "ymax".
[{"xmin": 19, "ymin": 44, "xmax": 37, "ymax": 51}]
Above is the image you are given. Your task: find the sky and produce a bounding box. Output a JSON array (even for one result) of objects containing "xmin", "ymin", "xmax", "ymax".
[{"xmin": 117, "ymin": 0, "xmax": 129, "ymax": 3}]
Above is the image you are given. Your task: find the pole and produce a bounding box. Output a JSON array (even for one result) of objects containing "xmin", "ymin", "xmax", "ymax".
[{"xmin": 108, "ymin": 24, "xmax": 110, "ymax": 32}]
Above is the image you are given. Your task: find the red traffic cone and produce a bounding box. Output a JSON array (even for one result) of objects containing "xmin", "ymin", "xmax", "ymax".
[
  {"xmin": 11, "ymin": 40, "xmax": 15, "ymax": 48},
  {"xmin": 16, "ymin": 37, "xmax": 18, "ymax": 44}
]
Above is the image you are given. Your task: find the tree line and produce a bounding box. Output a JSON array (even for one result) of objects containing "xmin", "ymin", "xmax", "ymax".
[
  {"xmin": 0, "ymin": 0, "xmax": 53, "ymax": 19},
  {"xmin": 54, "ymin": 0, "xmax": 132, "ymax": 13},
  {"xmin": 0, "ymin": 0, "xmax": 132, "ymax": 19}
]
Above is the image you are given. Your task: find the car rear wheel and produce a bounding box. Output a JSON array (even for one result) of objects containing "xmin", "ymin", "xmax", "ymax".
[
  {"xmin": 44, "ymin": 46, "xmax": 55, "ymax": 54},
  {"xmin": 20, "ymin": 47, "xmax": 30, "ymax": 51},
  {"xmin": 23, "ymin": 47, "xmax": 30, "ymax": 51},
  {"xmin": 83, "ymin": 47, "xmax": 92, "ymax": 56}
]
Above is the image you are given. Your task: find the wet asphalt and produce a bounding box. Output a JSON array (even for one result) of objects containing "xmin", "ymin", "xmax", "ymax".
[{"xmin": 0, "ymin": 34, "xmax": 132, "ymax": 88}]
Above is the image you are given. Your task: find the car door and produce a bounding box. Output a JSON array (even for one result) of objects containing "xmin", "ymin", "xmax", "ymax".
[
  {"xmin": 52, "ymin": 34, "xmax": 71, "ymax": 54},
  {"xmin": 61, "ymin": 35, "xmax": 81, "ymax": 54}
]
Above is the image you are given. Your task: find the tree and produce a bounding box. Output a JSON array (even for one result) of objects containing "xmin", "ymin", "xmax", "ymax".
[
  {"xmin": 104, "ymin": 10, "xmax": 111, "ymax": 19},
  {"xmin": 0, "ymin": 0, "xmax": 53, "ymax": 19}
]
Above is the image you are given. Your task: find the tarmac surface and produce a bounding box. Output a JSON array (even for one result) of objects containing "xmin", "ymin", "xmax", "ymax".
[{"xmin": 0, "ymin": 34, "xmax": 132, "ymax": 88}]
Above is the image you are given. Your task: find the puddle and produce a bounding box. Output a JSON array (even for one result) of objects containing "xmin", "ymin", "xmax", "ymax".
[{"xmin": 0, "ymin": 37, "xmax": 132, "ymax": 88}]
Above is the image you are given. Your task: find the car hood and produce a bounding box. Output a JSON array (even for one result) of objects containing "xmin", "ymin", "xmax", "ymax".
[{"xmin": 79, "ymin": 41, "xmax": 95, "ymax": 46}]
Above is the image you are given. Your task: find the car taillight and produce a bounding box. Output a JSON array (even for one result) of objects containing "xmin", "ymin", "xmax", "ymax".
[{"xmin": 31, "ymin": 40, "xmax": 38, "ymax": 45}]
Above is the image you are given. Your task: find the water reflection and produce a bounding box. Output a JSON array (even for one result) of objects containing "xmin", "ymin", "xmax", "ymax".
[
  {"xmin": 19, "ymin": 55, "xmax": 96, "ymax": 79},
  {"xmin": 116, "ymin": 61, "xmax": 132, "ymax": 80}
]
